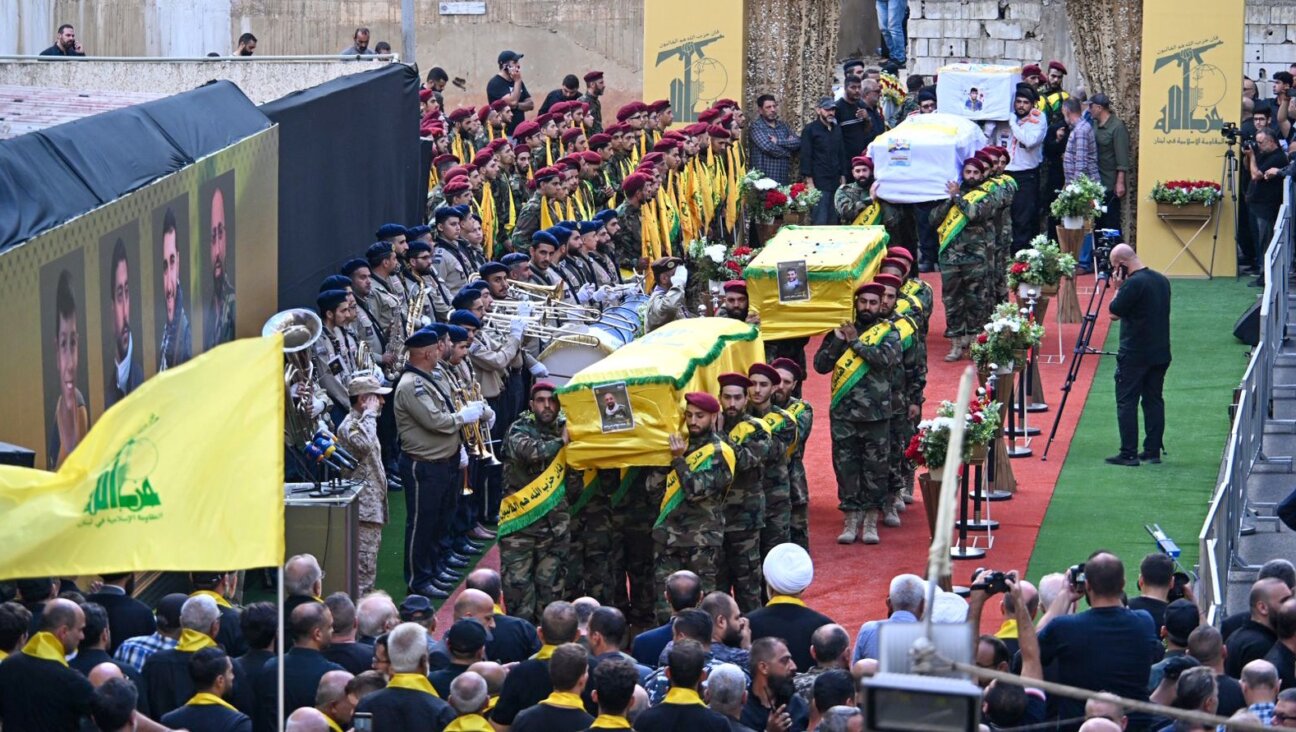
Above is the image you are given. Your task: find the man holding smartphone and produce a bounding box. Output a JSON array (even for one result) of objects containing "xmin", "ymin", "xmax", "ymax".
[{"xmin": 1106, "ymin": 243, "xmax": 1172, "ymax": 467}]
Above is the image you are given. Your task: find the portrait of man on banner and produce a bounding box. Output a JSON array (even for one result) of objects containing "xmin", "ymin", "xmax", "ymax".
[
  {"xmin": 101, "ymin": 223, "xmax": 145, "ymax": 410},
  {"xmin": 42, "ymin": 253, "xmax": 92, "ymax": 470},
  {"xmin": 154, "ymin": 196, "xmax": 193, "ymax": 372},
  {"xmin": 201, "ymin": 172, "xmax": 237, "ymax": 350}
]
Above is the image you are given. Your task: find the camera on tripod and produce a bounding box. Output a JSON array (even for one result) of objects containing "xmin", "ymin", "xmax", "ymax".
[
  {"xmin": 1093, "ymin": 228, "xmax": 1121, "ymax": 278},
  {"xmin": 1221, "ymin": 122, "xmax": 1241, "ymax": 144}
]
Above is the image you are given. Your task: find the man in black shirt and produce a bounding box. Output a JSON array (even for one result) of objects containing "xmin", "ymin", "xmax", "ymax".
[
  {"xmin": 541, "ymin": 74, "xmax": 582, "ymax": 115},
  {"xmin": 0, "ymin": 598, "xmax": 93, "ymax": 731},
  {"xmin": 835, "ymin": 77, "xmax": 885, "ymax": 159},
  {"xmin": 799, "ymin": 98, "xmax": 850, "ymax": 225},
  {"xmin": 353, "ymin": 622, "xmax": 456, "ymax": 731},
  {"xmin": 633, "ymin": 640, "xmax": 730, "ymax": 732},
  {"xmin": 159, "ymin": 647, "xmax": 253, "ymax": 731},
  {"xmin": 86, "ymin": 573, "xmax": 155, "ymax": 655},
  {"xmin": 69, "ymin": 603, "xmax": 144, "ymax": 694},
  {"xmin": 1264, "ymin": 598, "xmax": 1296, "ymax": 689},
  {"xmin": 511, "ymin": 643, "xmax": 595, "ymax": 731},
  {"xmin": 1106, "ymin": 244, "xmax": 1172, "ymax": 466},
  {"xmin": 1187, "ymin": 626, "xmax": 1246, "ymax": 716},
  {"xmin": 740, "ymin": 638, "xmax": 810, "ymax": 732},
  {"xmin": 1128, "ymin": 552, "xmax": 1175, "ymax": 632},
  {"xmin": 254, "ymin": 601, "xmax": 344, "ymax": 728},
  {"xmin": 466, "ymin": 569, "xmax": 543, "ymax": 663},
  {"xmin": 492, "ymin": 600, "xmax": 580, "ymax": 725},
  {"xmin": 1246, "ymin": 128, "xmax": 1291, "ymax": 285},
  {"xmin": 487, "ymin": 50, "xmax": 534, "ymax": 136},
  {"xmin": 322, "ymin": 593, "xmax": 374, "ymax": 675},
  {"xmin": 40, "ymin": 24, "xmax": 85, "ymax": 56},
  {"xmin": 1227, "ymin": 577, "xmax": 1293, "ymax": 677}
]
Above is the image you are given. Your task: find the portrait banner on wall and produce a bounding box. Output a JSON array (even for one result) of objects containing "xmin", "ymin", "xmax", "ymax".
[
  {"xmin": 643, "ymin": 0, "xmax": 745, "ymax": 125},
  {"xmin": 1136, "ymin": 0, "xmax": 1242, "ymax": 276}
]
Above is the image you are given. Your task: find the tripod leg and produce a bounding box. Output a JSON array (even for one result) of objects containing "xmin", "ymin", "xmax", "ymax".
[{"xmin": 1043, "ymin": 277, "xmax": 1111, "ymax": 460}]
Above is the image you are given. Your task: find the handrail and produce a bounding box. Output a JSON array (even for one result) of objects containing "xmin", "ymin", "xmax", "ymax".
[{"xmin": 1199, "ymin": 178, "xmax": 1294, "ymax": 623}]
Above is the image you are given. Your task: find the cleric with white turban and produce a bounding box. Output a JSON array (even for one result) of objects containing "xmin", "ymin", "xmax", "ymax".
[{"xmin": 763, "ymin": 542, "xmax": 814, "ymax": 597}]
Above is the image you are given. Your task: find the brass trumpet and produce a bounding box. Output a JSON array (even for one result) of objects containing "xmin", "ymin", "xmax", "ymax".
[
  {"xmin": 479, "ymin": 312, "xmax": 604, "ymax": 347},
  {"xmin": 507, "ymin": 278, "xmax": 564, "ymax": 301}
]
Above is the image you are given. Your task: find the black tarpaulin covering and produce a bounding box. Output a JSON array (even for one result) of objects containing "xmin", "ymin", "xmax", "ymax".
[
  {"xmin": 0, "ymin": 80, "xmax": 270, "ymax": 253},
  {"xmin": 260, "ymin": 63, "xmax": 422, "ymax": 310}
]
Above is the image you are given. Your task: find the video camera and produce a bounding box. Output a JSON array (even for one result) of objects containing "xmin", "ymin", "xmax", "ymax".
[
  {"xmin": 1222, "ymin": 121, "xmax": 1256, "ymax": 151},
  {"xmin": 1069, "ymin": 563, "xmax": 1087, "ymax": 593},
  {"xmin": 1093, "ymin": 228, "xmax": 1122, "ymax": 279}
]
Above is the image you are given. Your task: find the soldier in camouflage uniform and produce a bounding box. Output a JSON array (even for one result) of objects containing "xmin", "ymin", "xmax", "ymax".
[
  {"xmin": 988, "ymin": 146, "xmax": 1017, "ymax": 302},
  {"xmin": 610, "ymin": 467, "xmax": 657, "ymax": 627},
  {"xmin": 812, "ymin": 282, "xmax": 901, "ymax": 545},
  {"xmin": 336, "ymin": 375, "xmax": 391, "ymax": 595},
  {"xmin": 834, "ymin": 157, "xmax": 910, "ymax": 251},
  {"xmin": 509, "ymin": 166, "xmax": 564, "ymax": 253},
  {"xmin": 565, "ymin": 467, "xmax": 617, "ymax": 606},
  {"xmin": 613, "ymin": 172, "xmax": 651, "ymax": 271},
  {"xmin": 930, "ymin": 157, "xmax": 996, "ymax": 361},
  {"xmin": 770, "ymin": 357, "xmax": 814, "ymax": 550},
  {"xmin": 875, "ymin": 273, "xmax": 926, "ymax": 524},
  {"xmin": 580, "ymin": 71, "xmax": 605, "ymax": 133},
  {"xmin": 746, "ymin": 363, "xmax": 798, "ymax": 561},
  {"xmin": 714, "ymin": 372, "xmax": 774, "ymax": 612},
  {"xmin": 499, "ymin": 381, "xmax": 577, "ymax": 625},
  {"xmin": 880, "ymin": 249, "xmax": 932, "ymax": 505},
  {"xmin": 645, "ymin": 392, "xmax": 734, "ymax": 624}
]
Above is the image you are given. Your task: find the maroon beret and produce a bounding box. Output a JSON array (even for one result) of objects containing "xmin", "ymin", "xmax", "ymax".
[
  {"xmin": 717, "ymin": 372, "xmax": 752, "ymax": 390},
  {"xmin": 855, "ymin": 282, "xmax": 885, "ymax": 297},
  {"xmin": 770, "ymin": 357, "xmax": 804, "ymax": 382},
  {"xmin": 873, "ymin": 273, "xmax": 903, "ymax": 290},
  {"xmin": 747, "ymin": 363, "xmax": 781, "ymax": 384},
  {"xmin": 684, "ymin": 392, "xmax": 721, "ymax": 414},
  {"xmin": 722, "ymin": 280, "xmax": 747, "ymax": 294}
]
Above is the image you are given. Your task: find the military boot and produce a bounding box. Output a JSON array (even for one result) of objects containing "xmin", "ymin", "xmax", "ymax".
[
  {"xmin": 944, "ymin": 336, "xmax": 966, "ymax": 362},
  {"xmin": 836, "ymin": 511, "xmax": 861, "ymax": 544},
  {"xmin": 893, "ymin": 493, "xmax": 908, "ymax": 513},
  {"xmin": 860, "ymin": 510, "xmax": 881, "ymax": 544},
  {"xmin": 882, "ymin": 499, "xmax": 902, "ymax": 527},
  {"xmin": 901, "ymin": 484, "xmax": 915, "ymax": 504}
]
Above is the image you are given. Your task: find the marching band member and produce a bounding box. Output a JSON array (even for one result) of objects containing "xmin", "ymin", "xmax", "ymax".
[
  {"xmin": 313, "ymin": 289, "xmax": 361, "ymax": 424},
  {"xmin": 443, "ymin": 324, "xmax": 497, "ymax": 569},
  {"xmin": 433, "ymin": 206, "xmax": 474, "ymax": 295},
  {"xmin": 405, "ymin": 240, "xmax": 453, "ymax": 324}
]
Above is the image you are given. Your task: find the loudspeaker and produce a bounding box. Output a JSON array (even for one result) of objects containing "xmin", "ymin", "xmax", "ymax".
[
  {"xmin": 0, "ymin": 441, "xmax": 35, "ymax": 468},
  {"xmin": 1234, "ymin": 300, "xmax": 1261, "ymax": 346}
]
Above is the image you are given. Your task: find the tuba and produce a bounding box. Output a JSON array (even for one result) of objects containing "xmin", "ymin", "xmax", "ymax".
[{"xmin": 263, "ymin": 308, "xmax": 324, "ymax": 444}]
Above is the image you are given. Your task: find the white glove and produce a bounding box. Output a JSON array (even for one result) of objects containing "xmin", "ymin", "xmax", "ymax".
[
  {"xmin": 671, "ymin": 266, "xmax": 689, "ymax": 288},
  {"xmin": 459, "ymin": 445, "xmax": 469, "ymax": 469},
  {"xmin": 576, "ymin": 282, "xmax": 595, "ymax": 304},
  {"xmin": 530, "ymin": 362, "xmax": 549, "ymax": 377},
  {"xmin": 510, "ymin": 315, "xmax": 527, "ymax": 339},
  {"xmin": 517, "ymin": 300, "xmax": 533, "ymax": 318},
  {"xmin": 592, "ymin": 286, "xmax": 610, "ymax": 304},
  {"xmin": 310, "ymin": 396, "xmax": 328, "ymax": 418},
  {"xmin": 483, "ymin": 403, "xmax": 497, "ymax": 430},
  {"xmin": 458, "ymin": 401, "xmax": 485, "ymax": 423}
]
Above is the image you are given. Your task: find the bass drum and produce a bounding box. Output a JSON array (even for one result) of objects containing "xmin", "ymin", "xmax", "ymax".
[{"xmin": 539, "ymin": 305, "xmax": 645, "ymax": 386}]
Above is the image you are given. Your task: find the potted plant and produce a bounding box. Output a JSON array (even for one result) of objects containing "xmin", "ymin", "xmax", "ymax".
[
  {"xmin": 969, "ymin": 302, "xmax": 1045, "ymax": 375},
  {"xmin": 1050, "ymin": 174, "xmax": 1107, "ymax": 230},
  {"xmin": 1151, "ymin": 179, "xmax": 1222, "ymax": 221},
  {"xmin": 721, "ymin": 245, "xmax": 757, "ymax": 279},
  {"xmin": 783, "ymin": 181, "xmax": 823, "ymax": 225},
  {"xmin": 1006, "ymin": 235, "xmax": 1077, "ymax": 299},
  {"xmin": 686, "ymin": 237, "xmax": 729, "ymax": 286},
  {"xmin": 905, "ymin": 395, "xmax": 1003, "ymax": 474}
]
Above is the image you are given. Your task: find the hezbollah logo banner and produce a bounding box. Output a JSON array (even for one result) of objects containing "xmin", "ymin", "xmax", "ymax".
[{"xmin": 0, "ymin": 336, "xmax": 285, "ymax": 579}]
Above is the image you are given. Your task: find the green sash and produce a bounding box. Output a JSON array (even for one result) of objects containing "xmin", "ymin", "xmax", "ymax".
[
  {"xmin": 567, "ymin": 467, "xmax": 602, "ymax": 516},
  {"xmin": 498, "ymin": 447, "xmax": 568, "ymax": 537},
  {"xmin": 610, "ymin": 467, "xmax": 639, "ymax": 508},
  {"xmin": 830, "ymin": 321, "xmax": 896, "ymax": 408},
  {"xmin": 654, "ymin": 441, "xmax": 736, "ymax": 528}
]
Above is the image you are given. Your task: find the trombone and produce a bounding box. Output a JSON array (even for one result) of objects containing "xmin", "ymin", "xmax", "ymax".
[
  {"xmin": 479, "ymin": 312, "xmax": 604, "ymax": 347},
  {"xmin": 489, "ymin": 298, "xmax": 603, "ymax": 322},
  {"xmin": 506, "ymin": 278, "xmax": 564, "ymax": 301}
]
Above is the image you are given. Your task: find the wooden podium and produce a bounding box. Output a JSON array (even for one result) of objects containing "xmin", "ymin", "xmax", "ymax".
[{"xmin": 285, "ymin": 482, "xmax": 361, "ymax": 599}]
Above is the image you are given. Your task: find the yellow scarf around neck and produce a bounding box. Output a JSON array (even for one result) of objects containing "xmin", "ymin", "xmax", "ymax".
[{"xmin": 22, "ymin": 632, "xmax": 68, "ymax": 666}]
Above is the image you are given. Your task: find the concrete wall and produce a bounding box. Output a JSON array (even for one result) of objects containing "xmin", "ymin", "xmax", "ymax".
[
  {"xmin": 0, "ymin": 58, "xmax": 396, "ymax": 105},
  {"xmin": 1246, "ymin": 1, "xmax": 1296, "ymax": 92}
]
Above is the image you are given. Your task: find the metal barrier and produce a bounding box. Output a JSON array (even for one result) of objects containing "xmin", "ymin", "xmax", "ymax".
[{"xmin": 1198, "ymin": 180, "xmax": 1295, "ymax": 624}]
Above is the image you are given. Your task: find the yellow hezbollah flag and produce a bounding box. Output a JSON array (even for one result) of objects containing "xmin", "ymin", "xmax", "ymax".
[
  {"xmin": 0, "ymin": 337, "xmax": 285, "ymax": 579},
  {"xmin": 558, "ymin": 318, "xmax": 762, "ymax": 469},
  {"xmin": 743, "ymin": 225, "xmax": 889, "ymax": 341}
]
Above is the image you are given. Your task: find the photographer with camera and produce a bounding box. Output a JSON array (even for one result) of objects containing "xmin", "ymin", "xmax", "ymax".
[
  {"xmin": 1036, "ymin": 552, "xmax": 1163, "ymax": 730},
  {"xmin": 1245, "ymin": 128, "xmax": 1291, "ymax": 287},
  {"xmin": 1129, "ymin": 552, "xmax": 1192, "ymax": 633},
  {"xmin": 1106, "ymin": 244, "xmax": 1172, "ymax": 467}
]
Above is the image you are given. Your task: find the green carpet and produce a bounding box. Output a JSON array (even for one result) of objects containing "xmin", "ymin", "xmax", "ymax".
[
  {"xmin": 1026, "ymin": 278, "xmax": 1257, "ymax": 589},
  {"xmin": 373, "ymin": 487, "xmax": 496, "ymax": 605}
]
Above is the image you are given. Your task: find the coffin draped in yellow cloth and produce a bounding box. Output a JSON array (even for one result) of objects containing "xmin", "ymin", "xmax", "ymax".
[
  {"xmin": 742, "ymin": 225, "xmax": 890, "ymax": 341},
  {"xmin": 557, "ymin": 318, "xmax": 763, "ymax": 469}
]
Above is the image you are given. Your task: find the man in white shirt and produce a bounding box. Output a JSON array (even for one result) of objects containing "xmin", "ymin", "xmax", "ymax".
[{"xmin": 1003, "ymin": 85, "xmax": 1047, "ymax": 252}]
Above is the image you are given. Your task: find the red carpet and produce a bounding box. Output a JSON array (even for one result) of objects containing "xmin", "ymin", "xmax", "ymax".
[
  {"xmin": 801, "ymin": 273, "xmax": 1109, "ymax": 633},
  {"xmin": 436, "ymin": 273, "xmax": 1110, "ymax": 634}
]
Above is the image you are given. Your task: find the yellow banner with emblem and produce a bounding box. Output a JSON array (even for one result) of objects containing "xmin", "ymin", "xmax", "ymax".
[
  {"xmin": 558, "ymin": 318, "xmax": 762, "ymax": 469},
  {"xmin": 0, "ymin": 337, "xmax": 285, "ymax": 579},
  {"xmin": 498, "ymin": 446, "xmax": 570, "ymax": 537},
  {"xmin": 654, "ymin": 440, "xmax": 736, "ymax": 528},
  {"xmin": 830, "ymin": 319, "xmax": 912, "ymax": 408},
  {"xmin": 742, "ymin": 225, "xmax": 889, "ymax": 341}
]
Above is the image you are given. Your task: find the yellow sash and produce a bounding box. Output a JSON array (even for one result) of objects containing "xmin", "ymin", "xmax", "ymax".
[
  {"xmin": 189, "ymin": 589, "xmax": 232, "ymax": 609},
  {"xmin": 762, "ymin": 408, "xmax": 800, "ymax": 460},
  {"xmin": 591, "ymin": 713, "xmax": 633, "ymax": 728},
  {"xmin": 540, "ymin": 195, "xmax": 556, "ymax": 230},
  {"xmin": 186, "ymin": 692, "xmax": 238, "ymax": 712},
  {"xmin": 445, "ymin": 714, "xmax": 494, "ymax": 732},
  {"xmin": 325, "ymin": 715, "xmax": 345, "ymax": 732},
  {"xmin": 388, "ymin": 672, "xmax": 440, "ymax": 697},
  {"xmin": 937, "ymin": 187, "xmax": 992, "ymax": 252},
  {"xmin": 663, "ymin": 687, "xmax": 706, "ymax": 706},
  {"xmin": 541, "ymin": 691, "xmax": 587, "ymax": 709},
  {"xmin": 767, "ymin": 594, "xmax": 809, "ymax": 608},
  {"xmin": 729, "ymin": 418, "xmax": 770, "ymax": 446},
  {"xmin": 480, "ymin": 181, "xmax": 498, "ymax": 258},
  {"xmin": 852, "ymin": 201, "xmax": 882, "ymax": 226},
  {"xmin": 654, "ymin": 440, "xmax": 736, "ymax": 528},
  {"xmin": 177, "ymin": 628, "xmax": 218, "ymax": 653},
  {"xmin": 830, "ymin": 321, "xmax": 894, "ymax": 409},
  {"xmin": 498, "ymin": 446, "xmax": 568, "ymax": 537},
  {"xmin": 532, "ymin": 644, "xmax": 558, "ymax": 661},
  {"xmin": 21, "ymin": 632, "xmax": 68, "ymax": 666}
]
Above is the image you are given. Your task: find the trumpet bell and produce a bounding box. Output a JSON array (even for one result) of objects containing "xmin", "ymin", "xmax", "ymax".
[{"xmin": 263, "ymin": 309, "xmax": 323, "ymax": 353}]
